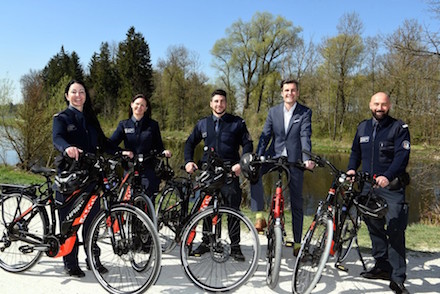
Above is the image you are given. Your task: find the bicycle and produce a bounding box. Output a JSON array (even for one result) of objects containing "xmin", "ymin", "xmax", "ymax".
[
  {"xmin": 156, "ymin": 147, "xmax": 260, "ymax": 292},
  {"xmin": 115, "ymin": 152, "xmax": 171, "ymax": 227},
  {"xmin": 240, "ymin": 153, "xmax": 305, "ymax": 289},
  {"xmin": 292, "ymin": 150, "xmax": 378, "ymax": 294},
  {"xmin": 0, "ymin": 152, "xmax": 162, "ymax": 294}
]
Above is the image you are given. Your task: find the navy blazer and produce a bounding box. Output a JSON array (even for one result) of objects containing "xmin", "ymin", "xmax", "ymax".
[{"xmin": 257, "ymin": 102, "xmax": 312, "ymax": 163}]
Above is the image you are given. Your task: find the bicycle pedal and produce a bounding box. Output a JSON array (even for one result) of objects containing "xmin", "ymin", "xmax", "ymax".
[
  {"xmin": 285, "ymin": 241, "xmax": 294, "ymax": 247},
  {"xmin": 335, "ymin": 263, "xmax": 349, "ymax": 272}
]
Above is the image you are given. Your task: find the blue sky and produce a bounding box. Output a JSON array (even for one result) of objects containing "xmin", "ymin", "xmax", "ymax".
[{"xmin": 0, "ymin": 0, "xmax": 437, "ymax": 103}]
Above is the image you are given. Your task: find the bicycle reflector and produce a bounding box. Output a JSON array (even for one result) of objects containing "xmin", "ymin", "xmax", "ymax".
[
  {"xmin": 240, "ymin": 153, "xmax": 260, "ymax": 184},
  {"xmin": 354, "ymin": 193, "xmax": 388, "ymax": 219}
]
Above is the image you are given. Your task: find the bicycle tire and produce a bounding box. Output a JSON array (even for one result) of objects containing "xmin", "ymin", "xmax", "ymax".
[
  {"xmin": 156, "ymin": 184, "xmax": 184, "ymax": 253},
  {"xmin": 266, "ymin": 224, "xmax": 283, "ymax": 289},
  {"xmin": 337, "ymin": 206, "xmax": 360, "ymax": 262},
  {"xmin": 180, "ymin": 207, "xmax": 260, "ymax": 292},
  {"xmin": 86, "ymin": 204, "xmax": 162, "ymax": 294},
  {"xmin": 132, "ymin": 192, "xmax": 157, "ymax": 227},
  {"xmin": 0, "ymin": 193, "xmax": 48, "ymax": 272},
  {"xmin": 292, "ymin": 214, "xmax": 333, "ymax": 294}
]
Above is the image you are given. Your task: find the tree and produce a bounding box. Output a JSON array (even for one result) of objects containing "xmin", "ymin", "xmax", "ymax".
[
  {"xmin": 383, "ymin": 19, "xmax": 440, "ymax": 143},
  {"xmin": 88, "ymin": 42, "xmax": 119, "ymax": 117},
  {"xmin": 1, "ymin": 71, "xmax": 48, "ymax": 168},
  {"xmin": 153, "ymin": 45, "xmax": 210, "ymax": 131},
  {"xmin": 318, "ymin": 12, "xmax": 364, "ymax": 140},
  {"xmin": 116, "ymin": 26, "xmax": 153, "ymax": 114},
  {"xmin": 42, "ymin": 46, "xmax": 84, "ymax": 90},
  {"xmin": 212, "ymin": 12, "xmax": 302, "ymax": 113}
]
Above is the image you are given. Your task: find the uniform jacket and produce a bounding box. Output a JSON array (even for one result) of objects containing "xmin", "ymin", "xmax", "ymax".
[
  {"xmin": 257, "ymin": 102, "xmax": 312, "ymax": 163},
  {"xmin": 110, "ymin": 117, "xmax": 165, "ymax": 156},
  {"xmin": 184, "ymin": 113, "xmax": 253, "ymax": 164},
  {"xmin": 347, "ymin": 115, "xmax": 410, "ymax": 181},
  {"xmin": 53, "ymin": 107, "xmax": 101, "ymax": 154}
]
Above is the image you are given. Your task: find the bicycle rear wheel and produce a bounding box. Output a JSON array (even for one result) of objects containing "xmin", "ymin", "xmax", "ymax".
[
  {"xmin": 337, "ymin": 206, "xmax": 360, "ymax": 262},
  {"xmin": 180, "ymin": 207, "xmax": 260, "ymax": 292},
  {"xmin": 292, "ymin": 213, "xmax": 333, "ymax": 294},
  {"xmin": 266, "ymin": 224, "xmax": 282, "ymax": 289},
  {"xmin": 87, "ymin": 204, "xmax": 161, "ymax": 294},
  {"xmin": 0, "ymin": 193, "xmax": 48, "ymax": 272},
  {"xmin": 156, "ymin": 184, "xmax": 185, "ymax": 253}
]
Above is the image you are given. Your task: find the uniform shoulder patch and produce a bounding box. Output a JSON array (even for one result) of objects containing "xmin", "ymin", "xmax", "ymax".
[{"xmin": 402, "ymin": 140, "xmax": 411, "ymax": 150}]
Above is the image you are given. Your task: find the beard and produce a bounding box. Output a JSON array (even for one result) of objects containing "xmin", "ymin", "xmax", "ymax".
[
  {"xmin": 213, "ymin": 109, "xmax": 226, "ymax": 116},
  {"xmin": 371, "ymin": 109, "xmax": 389, "ymax": 120}
]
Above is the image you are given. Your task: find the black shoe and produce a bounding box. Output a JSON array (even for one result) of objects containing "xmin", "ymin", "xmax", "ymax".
[
  {"xmin": 231, "ymin": 247, "xmax": 245, "ymax": 262},
  {"xmin": 189, "ymin": 243, "xmax": 210, "ymax": 256},
  {"xmin": 389, "ymin": 281, "xmax": 409, "ymax": 294},
  {"xmin": 360, "ymin": 266, "xmax": 391, "ymax": 280},
  {"xmin": 65, "ymin": 266, "xmax": 85, "ymax": 278},
  {"xmin": 86, "ymin": 258, "xmax": 108, "ymax": 274}
]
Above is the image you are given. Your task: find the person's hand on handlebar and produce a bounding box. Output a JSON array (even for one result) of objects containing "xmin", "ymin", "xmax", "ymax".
[
  {"xmin": 304, "ymin": 160, "xmax": 316, "ymax": 170},
  {"xmin": 231, "ymin": 163, "xmax": 241, "ymax": 176},
  {"xmin": 65, "ymin": 146, "xmax": 83, "ymax": 161},
  {"xmin": 374, "ymin": 175, "xmax": 389, "ymax": 188},
  {"xmin": 185, "ymin": 162, "xmax": 198, "ymax": 174},
  {"xmin": 122, "ymin": 150, "xmax": 134, "ymax": 159},
  {"xmin": 162, "ymin": 149, "xmax": 172, "ymax": 158}
]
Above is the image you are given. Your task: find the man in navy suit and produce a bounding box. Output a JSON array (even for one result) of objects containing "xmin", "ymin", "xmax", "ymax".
[{"xmin": 251, "ymin": 78, "xmax": 314, "ymax": 255}]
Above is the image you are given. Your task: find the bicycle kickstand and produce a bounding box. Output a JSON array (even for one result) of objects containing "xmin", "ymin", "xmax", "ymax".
[{"xmin": 354, "ymin": 236, "xmax": 367, "ymax": 271}]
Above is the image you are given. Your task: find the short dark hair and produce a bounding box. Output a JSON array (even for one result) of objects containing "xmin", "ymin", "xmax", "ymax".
[
  {"xmin": 211, "ymin": 89, "xmax": 227, "ymax": 100},
  {"xmin": 280, "ymin": 78, "xmax": 299, "ymax": 89}
]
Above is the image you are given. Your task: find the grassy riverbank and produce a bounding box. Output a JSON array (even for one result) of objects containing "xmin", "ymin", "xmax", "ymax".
[{"xmin": 1, "ymin": 164, "xmax": 439, "ymax": 252}]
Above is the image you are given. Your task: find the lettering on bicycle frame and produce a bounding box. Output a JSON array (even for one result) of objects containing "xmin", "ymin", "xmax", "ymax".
[
  {"xmin": 200, "ymin": 194, "xmax": 212, "ymax": 211},
  {"xmin": 73, "ymin": 195, "xmax": 99, "ymax": 226}
]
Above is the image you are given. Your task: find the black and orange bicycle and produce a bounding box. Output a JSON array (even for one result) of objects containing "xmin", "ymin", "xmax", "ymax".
[
  {"xmin": 0, "ymin": 152, "xmax": 161, "ymax": 294},
  {"xmin": 156, "ymin": 147, "xmax": 260, "ymax": 292}
]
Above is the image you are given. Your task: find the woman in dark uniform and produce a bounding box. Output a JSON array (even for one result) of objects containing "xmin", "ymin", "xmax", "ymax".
[
  {"xmin": 110, "ymin": 93, "xmax": 171, "ymax": 201},
  {"xmin": 53, "ymin": 79, "xmax": 126, "ymax": 277}
]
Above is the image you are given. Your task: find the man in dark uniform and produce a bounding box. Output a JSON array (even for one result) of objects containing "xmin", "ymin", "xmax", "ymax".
[
  {"xmin": 347, "ymin": 92, "xmax": 410, "ymax": 294},
  {"xmin": 184, "ymin": 89, "xmax": 253, "ymax": 261}
]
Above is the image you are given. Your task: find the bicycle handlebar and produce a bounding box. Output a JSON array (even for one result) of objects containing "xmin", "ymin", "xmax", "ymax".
[{"xmin": 302, "ymin": 150, "xmax": 376, "ymax": 186}]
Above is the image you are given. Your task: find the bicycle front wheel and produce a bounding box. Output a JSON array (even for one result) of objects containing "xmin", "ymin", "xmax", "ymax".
[
  {"xmin": 180, "ymin": 207, "xmax": 260, "ymax": 292},
  {"xmin": 86, "ymin": 204, "xmax": 161, "ymax": 294},
  {"xmin": 266, "ymin": 224, "xmax": 282, "ymax": 289},
  {"xmin": 0, "ymin": 193, "xmax": 48, "ymax": 272},
  {"xmin": 292, "ymin": 214, "xmax": 333, "ymax": 294}
]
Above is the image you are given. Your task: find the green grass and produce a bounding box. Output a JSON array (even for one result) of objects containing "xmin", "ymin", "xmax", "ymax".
[{"xmin": 0, "ymin": 165, "xmax": 45, "ymax": 184}]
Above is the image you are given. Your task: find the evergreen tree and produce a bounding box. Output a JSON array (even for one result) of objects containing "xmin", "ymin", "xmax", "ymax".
[{"xmin": 116, "ymin": 26, "xmax": 153, "ymax": 112}]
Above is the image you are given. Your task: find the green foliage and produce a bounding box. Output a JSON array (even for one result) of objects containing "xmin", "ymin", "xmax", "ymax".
[
  {"xmin": 88, "ymin": 42, "xmax": 119, "ymax": 117},
  {"xmin": 41, "ymin": 46, "xmax": 84, "ymax": 90},
  {"xmin": 116, "ymin": 26, "xmax": 153, "ymax": 107}
]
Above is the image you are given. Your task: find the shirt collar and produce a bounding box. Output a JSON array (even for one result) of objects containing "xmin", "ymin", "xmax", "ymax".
[{"xmin": 283, "ymin": 102, "xmax": 297, "ymax": 114}]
